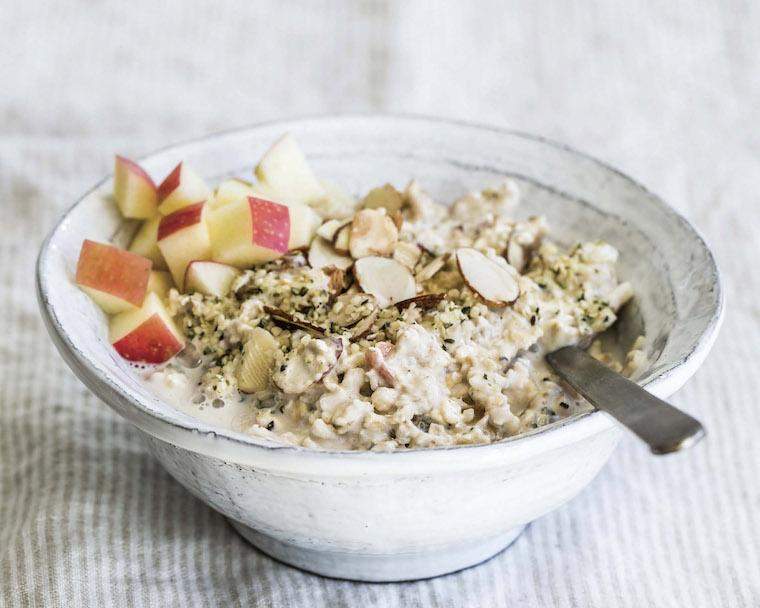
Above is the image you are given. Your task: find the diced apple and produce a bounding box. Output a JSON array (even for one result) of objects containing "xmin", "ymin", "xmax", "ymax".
[
  {"xmin": 146, "ymin": 270, "xmax": 174, "ymax": 299},
  {"xmin": 157, "ymin": 162, "xmax": 211, "ymax": 215},
  {"xmin": 288, "ymin": 203, "xmax": 321, "ymax": 250},
  {"xmin": 157, "ymin": 202, "xmax": 212, "ymax": 288},
  {"xmin": 109, "ymin": 292, "xmax": 184, "ymax": 363},
  {"xmin": 208, "ymin": 178, "xmax": 255, "ymax": 211},
  {"xmin": 254, "ymin": 134, "xmax": 326, "ymax": 206},
  {"xmin": 184, "ymin": 261, "xmax": 241, "ymax": 297},
  {"xmin": 128, "ymin": 216, "xmax": 167, "ymax": 270},
  {"xmin": 209, "ymin": 196, "xmax": 291, "ymax": 267},
  {"xmin": 113, "ymin": 156, "xmax": 158, "ymax": 219},
  {"xmin": 75, "ymin": 240, "xmax": 152, "ymax": 314}
]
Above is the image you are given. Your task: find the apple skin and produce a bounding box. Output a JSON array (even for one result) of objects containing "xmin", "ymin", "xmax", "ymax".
[
  {"xmin": 112, "ymin": 314, "xmax": 184, "ymax": 363},
  {"xmin": 114, "ymin": 156, "xmax": 158, "ymax": 219},
  {"xmin": 157, "ymin": 163, "xmax": 181, "ymax": 200},
  {"xmin": 157, "ymin": 162, "xmax": 211, "ymax": 215},
  {"xmin": 109, "ymin": 292, "xmax": 184, "ymax": 363},
  {"xmin": 75, "ymin": 240, "xmax": 152, "ymax": 313},
  {"xmin": 249, "ymin": 197, "xmax": 290, "ymax": 253},
  {"xmin": 157, "ymin": 202, "xmax": 212, "ymax": 287},
  {"xmin": 208, "ymin": 197, "xmax": 290, "ymax": 267},
  {"xmin": 158, "ymin": 201, "xmax": 205, "ymax": 240}
]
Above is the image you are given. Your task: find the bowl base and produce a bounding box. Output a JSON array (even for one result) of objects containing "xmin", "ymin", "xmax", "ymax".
[{"xmin": 228, "ymin": 519, "xmax": 526, "ymax": 582}]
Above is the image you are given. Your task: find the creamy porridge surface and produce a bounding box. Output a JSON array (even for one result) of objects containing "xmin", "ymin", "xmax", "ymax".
[{"xmin": 142, "ymin": 178, "xmax": 645, "ymax": 450}]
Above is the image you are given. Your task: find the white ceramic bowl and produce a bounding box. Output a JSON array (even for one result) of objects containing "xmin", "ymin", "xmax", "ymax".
[{"xmin": 37, "ymin": 116, "xmax": 723, "ymax": 582}]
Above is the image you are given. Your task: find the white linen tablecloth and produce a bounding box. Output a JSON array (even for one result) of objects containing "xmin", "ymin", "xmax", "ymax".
[{"xmin": 1, "ymin": 1, "xmax": 758, "ymax": 606}]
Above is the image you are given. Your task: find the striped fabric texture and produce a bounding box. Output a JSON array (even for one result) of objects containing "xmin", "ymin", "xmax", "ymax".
[{"xmin": 1, "ymin": 1, "xmax": 758, "ymax": 606}]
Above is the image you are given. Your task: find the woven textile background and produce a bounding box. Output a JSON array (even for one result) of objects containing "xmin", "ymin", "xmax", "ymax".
[{"xmin": 1, "ymin": 1, "xmax": 758, "ymax": 606}]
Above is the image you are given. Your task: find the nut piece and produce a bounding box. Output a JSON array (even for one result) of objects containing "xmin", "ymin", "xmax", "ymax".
[
  {"xmin": 354, "ymin": 256, "xmax": 416, "ymax": 308},
  {"xmin": 455, "ymin": 248, "xmax": 520, "ymax": 306},
  {"xmin": 349, "ymin": 208, "xmax": 399, "ymax": 259},
  {"xmin": 332, "ymin": 224, "xmax": 351, "ymax": 254},
  {"xmin": 393, "ymin": 241, "xmax": 422, "ymax": 270},
  {"xmin": 237, "ymin": 327, "xmax": 280, "ymax": 393},
  {"xmin": 349, "ymin": 309, "xmax": 379, "ymax": 340},
  {"xmin": 264, "ymin": 306, "xmax": 327, "ymax": 337},
  {"xmin": 415, "ymin": 254, "xmax": 448, "ymax": 283},
  {"xmin": 361, "ymin": 184, "xmax": 404, "ymax": 214},
  {"xmin": 331, "ymin": 293, "xmax": 378, "ymax": 331},
  {"xmin": 394, "ymin": 293, "xmax": 445, "ymax": 311},
  {"xmin": 324, "ymin": 266, "xmax": 349, "ymax": 295},
  {"xmin": 308, "ymin": 236, "xmax": 354, "ymax": 271},
  {"xmin": 316, "ymin": 218, "xmax": 351, "ymax": 241},
  {"xmin": 506, "ymin": 239, "xmax": 526, "ymax": 273}
]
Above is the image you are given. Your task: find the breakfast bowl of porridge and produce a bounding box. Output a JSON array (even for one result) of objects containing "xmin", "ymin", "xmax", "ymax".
[{"xmin": 37, "ymin": 116, "xmax": 723, "ymax": 581}]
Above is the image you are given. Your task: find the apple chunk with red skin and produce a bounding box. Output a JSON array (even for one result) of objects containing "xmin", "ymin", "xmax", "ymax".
[
  {"xmin": 209, "ymin": 196, "xmax": 291, "ymax": 267},
  {"xmin": 157, "ymin": 162, "xmax": 211, "ymax": 215},
  {"xmin": 157, "ymin": 202, "xmax": 212, "ymax": 288},
  {"xmin": 109, "ymin": 292, "xmax": 184, "ymax": 363},
  {"xmin": 184, "ymin": 261, "xmax": 241, "ymax": 297},
  {"xmin": 113, "ymin": 156, "xmax": 158, "ymax": 219},
  {"xmin": 75, "ymin": 240, "xmax": 152, "ymax": 314}
]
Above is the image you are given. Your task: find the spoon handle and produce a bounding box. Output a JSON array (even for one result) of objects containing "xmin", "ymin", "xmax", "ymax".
[{"xmin": 546, "ymin": 346, "xmax": 705, "ymax": 455}]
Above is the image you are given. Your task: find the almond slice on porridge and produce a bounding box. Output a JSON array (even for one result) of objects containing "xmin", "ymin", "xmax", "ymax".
[
  {"xmin": 394, "ymin": 293, "xmax": 445, "ymax": 311},
  {"xmin": 308, "ymin": 236, "xmax": 353, "ymax": 271},
  {"xmin": 317, "ymin": 218, "xmax": 351, "ymax": 241},
  {"xmin": 361, "ymin": 183, "xmax": 404, "ymax": 214},
  {"xmin": 264, "ymin": 306, "xmax": 327, "ymax": 337},
  {"xmin": 415, "ymin": 254, "xmax": 448, "ymax": 283},
  {"xmin": 348, "ymin": 208, "xmax": 399, "ymax": 259},
  {"xmin": 455, "ymin": 247, "xmax": 520, "ymax": 306},
  {"xmin": 393, "ymin": 241, "xmax": 422, "ymax": 270},
  {"xmin": 506, "ymin": 239, "xmax": 527, "ymax": 273},
  {"xmin": 354, "ymin": 256, "xmax": 416, "ymax": 308},
  {"xmin": 332, "ymin": 223, "xmax": 351, "ymax": 254}
]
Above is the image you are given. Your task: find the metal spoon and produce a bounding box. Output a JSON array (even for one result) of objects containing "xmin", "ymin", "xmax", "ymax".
[{"xmin": 546, "ymin": 345, "xmax": 705, "ymax": 455}]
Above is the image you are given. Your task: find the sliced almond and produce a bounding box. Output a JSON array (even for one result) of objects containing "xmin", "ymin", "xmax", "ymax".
[
  {"xmin": 354, "ymin": 257, "xmax": 416, "ymax": 308},
  {"xmin": 349, "ymin": 308, "xmax": 378, "ymax": 340},
  {"xmin": 361, "ymin": 184, "xmax": 404, "ymax": 214},
  {"xmin": 506, "ymin": 239, "xmax": 526, "ymax": 273},
  {"xmin": 308, "ymin": 236, "xmax": 354, "ymax": 272},
  {"xmin": 324, "ymin": 266, "xmax": 349, "ymax": 294},
  {"xmin": 395, "ymin": 293, "xmax": 445, "ymax": 311},
  {"xmin": 393, "ymin": 241, "xmax": 422, "ymax": 270},
  {"xmin": 415, "ymin": 254, "xmax": 448, "ymax": 283},
  {"xmin": 390, "ymin": 209, "xmax": 403, "ymax": 231},
  {"xmin": 316, "ymin": 218, "xmax": 351, "ymax": 241},
  {"xmin": 332, "ymin": 224, "xmax": 351, "ymax": 254},
  {"xmin": 331, "ymin": 293, "xmax": 378, "ymax": 329},
  {"xmin": 237, "ymin": 327, "xmax": 280, "ymax": 393},
  {"xmin": 348, "ymin": 208, "xmax": 398, "ymax": 259},
  {"xmin": 264, "ymin": 306, "xmax": 327, "ymax": 337},
  {"xmin": 455, "ymin": 248, "xmax": 520, "ymax": 306}
]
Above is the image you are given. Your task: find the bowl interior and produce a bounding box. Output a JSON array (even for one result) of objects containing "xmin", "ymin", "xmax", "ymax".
[{"xmin": 37, "ymin": 116, "xmax": 722, "ymax": 456}]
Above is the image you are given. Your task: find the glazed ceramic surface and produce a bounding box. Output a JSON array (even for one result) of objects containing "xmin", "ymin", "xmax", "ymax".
[{"xmin": 36, "ymin": 116, "xmax": 723, "ymax": 581}]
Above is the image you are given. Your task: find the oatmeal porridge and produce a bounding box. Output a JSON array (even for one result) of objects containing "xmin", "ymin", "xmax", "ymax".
[{"xmin": 74, "ymin": 134, "xmax": 645, "ymax": 451}]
